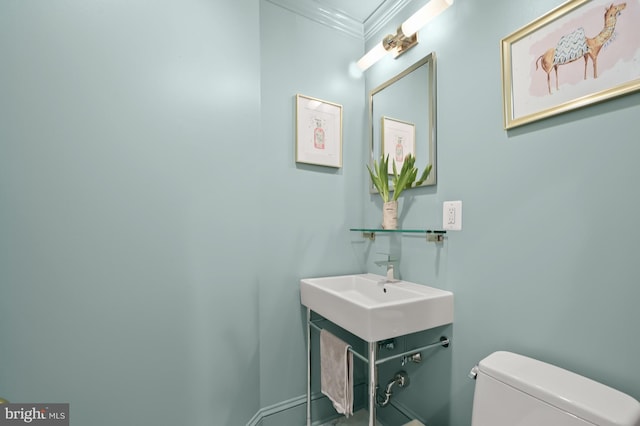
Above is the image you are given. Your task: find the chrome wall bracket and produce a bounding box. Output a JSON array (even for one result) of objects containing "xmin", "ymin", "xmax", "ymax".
[
  {"xmin": 426, "ymin": 233, "xmax": 444, "ymax": 242},
  {"xmin": 362, "ymin": 231, "xmax": 376, "ymax": 241}
]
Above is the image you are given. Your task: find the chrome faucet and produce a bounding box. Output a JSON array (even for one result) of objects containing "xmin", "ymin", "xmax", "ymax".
[
  {"xmin": 374, "ymin": 253, "xmax": 398, "ymax": 282},
  {"xmin": 385, "ymin": 262, "xmax": 395, "ymax": 282}
]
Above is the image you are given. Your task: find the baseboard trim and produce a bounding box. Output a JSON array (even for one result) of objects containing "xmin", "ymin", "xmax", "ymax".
[
  {"xmin": 247, "ymin": 384, "xmax": 367, "ymax": 426},
  {"xmin": 246, "ymin": 392, "xmax": 320, "ymax": 426},
  {"xmin": 386, "ymin": 398, "xmax": 426, "ymax": 425}
]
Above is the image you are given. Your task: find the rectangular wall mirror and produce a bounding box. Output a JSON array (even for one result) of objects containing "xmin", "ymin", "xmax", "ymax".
[{"xmin": 369, "ymin": 52, "xmax": 437, "ymax": 193}]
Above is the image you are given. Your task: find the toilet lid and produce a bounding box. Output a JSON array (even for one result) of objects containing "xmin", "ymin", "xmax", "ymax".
[{"xmin": 478, "ymin": 351, "xmax": 640, "ymax": 426}]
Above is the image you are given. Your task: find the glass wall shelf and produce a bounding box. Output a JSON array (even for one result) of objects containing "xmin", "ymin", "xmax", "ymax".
[{"xmin": 350, "ymin": 228, "xmax": 446, "ymax": 242}]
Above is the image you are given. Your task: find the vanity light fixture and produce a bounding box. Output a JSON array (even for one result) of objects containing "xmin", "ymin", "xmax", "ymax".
[{"xmin": 356, "ymin": 0, "xmax": 454, "ymax": 71}]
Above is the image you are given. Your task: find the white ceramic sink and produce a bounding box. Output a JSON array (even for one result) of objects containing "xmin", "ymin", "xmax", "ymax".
[{"xmin": 300, "ymin": 273, "xmax": 453, "ymax": 342}]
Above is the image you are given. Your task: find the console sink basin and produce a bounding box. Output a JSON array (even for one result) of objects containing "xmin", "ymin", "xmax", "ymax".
[{"xmin": 300, "ymin": 273, "xmax": 453, "ymax": 342}]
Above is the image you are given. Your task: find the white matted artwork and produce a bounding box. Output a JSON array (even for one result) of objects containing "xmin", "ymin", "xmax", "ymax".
[
  {"xmin": 295, "ymin": 94, "xmax": 343, "ymax": 168},
  {"xmin": 501, "ymin": 0, "xmax": 640, "ymax": 129},
  {"xmin": 381, "ymin": 116, "xmax": 415, "ymax": 174}
]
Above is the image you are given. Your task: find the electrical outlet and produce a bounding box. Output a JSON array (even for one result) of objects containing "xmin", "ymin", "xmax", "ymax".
[{"xmin": 443, "ymin": 201, "xmax": 462, "ymax": 231}]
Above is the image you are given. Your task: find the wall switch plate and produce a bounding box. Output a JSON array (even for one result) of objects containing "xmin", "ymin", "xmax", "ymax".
[{"xmin": 443, "ymin": 201, "xmax": 462, "ymax": 231}]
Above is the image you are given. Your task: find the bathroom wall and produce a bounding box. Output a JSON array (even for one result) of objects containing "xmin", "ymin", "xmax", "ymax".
[
  {"xmin": 0, "ymin": 0, "xmax": 366, "ymax": 425},
  {"xmin": 0, "ymin": 1, "xmax": 263, "ymax": 425},
  {"xmin": 363, "ymin": 0, "xmax": 640, "ymax": 425},
  {"xmin": 257, "ymin": 1, "xmax": 366, "ymax": 422}
]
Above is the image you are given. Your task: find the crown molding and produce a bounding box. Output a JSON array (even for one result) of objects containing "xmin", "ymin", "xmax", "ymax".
[
  {"xmin": 364, "ymin": 0, "xmax": 415, "ymax": 41},
  {"xmin": 265, "ymin": 0, "xmax": 364, "ymax": 39},
  {"xmin": 265, "ymin": 0, "xmax": 414, "ymax": 42}
]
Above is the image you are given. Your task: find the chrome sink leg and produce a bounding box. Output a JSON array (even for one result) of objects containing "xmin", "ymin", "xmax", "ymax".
[
  {"xmin": 306, "ymin": 308, "xmax": 312, "ymax": 426},
  {"xmin": 368, "ymin": 341, "xmax": 377, "ymax": 425}
]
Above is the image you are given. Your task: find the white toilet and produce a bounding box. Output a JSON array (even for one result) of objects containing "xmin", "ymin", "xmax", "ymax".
[{"xmin": 470, "ymin": 351, "xmax": 640, "ymax": 426}]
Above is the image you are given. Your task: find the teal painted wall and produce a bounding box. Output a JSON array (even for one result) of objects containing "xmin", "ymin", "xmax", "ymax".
[
  {"xmin": 363, "ymin": 0, "xmax": 640, "ymax": 425},
  {"xmin": 258, "ymin": 0, "xmax": 366, "ymax": 413},
  {"xmin": 0, "ymin": 1, "xmax": 262, "ymax": 425}
]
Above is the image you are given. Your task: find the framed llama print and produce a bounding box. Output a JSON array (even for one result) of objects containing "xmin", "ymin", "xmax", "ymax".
[
  {"xmin": 295, "ymin": 94, "xmax": 343, "ymax": 168},
  {"xmin": 501, "ymin": 0, "xmax": 640, "ymax": 129}
]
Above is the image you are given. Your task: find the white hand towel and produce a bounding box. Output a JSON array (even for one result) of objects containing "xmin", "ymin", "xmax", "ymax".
[{"xmin": 320, "ymin": 329, "xmax": 353, "ymax": 417}]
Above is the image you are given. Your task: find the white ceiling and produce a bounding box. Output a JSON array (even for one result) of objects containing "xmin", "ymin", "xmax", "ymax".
[
  {"xmin": 266, "ymin": 0, "xmax": 412, "ymax": 40},
  {"xmin": 311, "ymin": 0, "xmax": 390, "ymax": 23}
]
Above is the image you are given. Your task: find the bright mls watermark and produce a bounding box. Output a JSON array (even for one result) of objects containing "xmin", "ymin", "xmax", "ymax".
[{"xmin": 0, "ymin": 404, "xmax": 69, "ymax": 425}]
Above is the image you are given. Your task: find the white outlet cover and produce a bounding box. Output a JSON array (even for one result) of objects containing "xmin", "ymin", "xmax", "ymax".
[{"xmin": 443, "ymin": 201, "xmax": 462, "ymax": 231}]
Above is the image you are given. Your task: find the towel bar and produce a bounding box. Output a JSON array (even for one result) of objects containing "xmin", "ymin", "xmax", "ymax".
[
  {"xmin": 306, "ymin": 310, "xmax": 450, "ymax": 426},
  {"xmin": 308, "ymin": 318, "xmax": 449, "ymax": 365}
]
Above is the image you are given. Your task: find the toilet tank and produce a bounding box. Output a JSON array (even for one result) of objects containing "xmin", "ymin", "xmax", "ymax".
[{"xmin": 472, "ymin": 351, "xmax": 640, "ymax": 426}]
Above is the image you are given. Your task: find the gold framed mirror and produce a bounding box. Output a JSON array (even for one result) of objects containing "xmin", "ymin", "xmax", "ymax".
[{"xmin": 369, "ymin": 53, "xmax": 437, "ymax": 193}]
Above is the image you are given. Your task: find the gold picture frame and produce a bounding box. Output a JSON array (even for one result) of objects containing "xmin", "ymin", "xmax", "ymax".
[
  {"xmin": 381, "ymin": 116, "xmax": 416, "ymax": 175},
  {"xmin": 295, "ymin": 94, "xmax": 343, "ymax": 168},
  {"xmin": 501, "ymin": 0, "xmax": 640, "ymax": 129}
]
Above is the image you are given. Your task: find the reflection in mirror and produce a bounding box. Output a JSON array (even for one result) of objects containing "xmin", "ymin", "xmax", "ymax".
[{"xmin": 369, "ymin": 53, "xmax": 436, "ymax": 193}]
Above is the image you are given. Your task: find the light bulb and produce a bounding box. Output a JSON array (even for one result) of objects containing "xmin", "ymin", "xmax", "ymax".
[
  {"xmin": 356, "ymin": 41, "xmax": 389, "ymax": 71},
  {"xmin": 401, "ymin": 0, "xmax": 453, "ymax": 38}
]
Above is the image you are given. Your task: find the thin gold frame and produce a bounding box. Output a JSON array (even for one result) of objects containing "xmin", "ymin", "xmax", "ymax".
[
  {"xmin": 295, "ymin": 94, "xmax": 343, "ymax": 168},
  {"xmin": 381, "ymin": 116, "xmax": 416, "ymax": 175},
  {"xmin": 369, "ymin": 53, "xmax": 437, "ymax": 193},
  {"xmin": 501, "ymin": 0, "xmax": 640, "ymax": 129}
]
